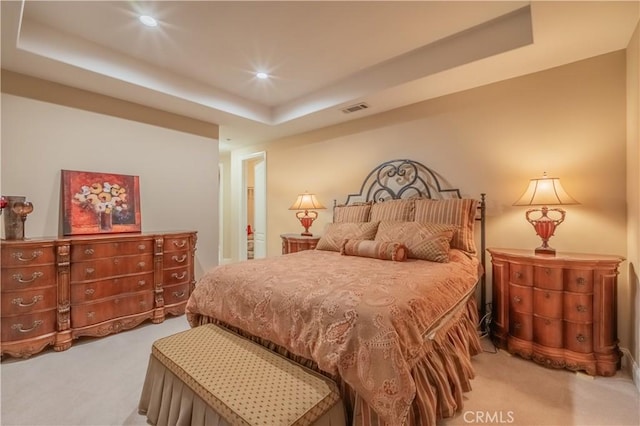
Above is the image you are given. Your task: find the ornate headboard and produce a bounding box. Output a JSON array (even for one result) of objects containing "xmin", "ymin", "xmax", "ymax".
[
  {"xmin": 342, "ymin": 159, "xmax": 464, "ymax": 203},
  {"xmin": 336, "ymin": 159, "xmax": 487, "ymax": 321}
]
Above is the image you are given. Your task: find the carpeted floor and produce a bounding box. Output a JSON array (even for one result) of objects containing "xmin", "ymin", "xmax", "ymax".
[{"xmin": 1, "ymin": 316, "xmax": 638, "ymax": 426}]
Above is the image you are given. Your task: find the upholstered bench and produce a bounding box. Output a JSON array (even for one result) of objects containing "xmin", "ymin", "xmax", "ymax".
[{"xmin": 138, "ymin": 323, "xmax": 346, "ymax": 426}]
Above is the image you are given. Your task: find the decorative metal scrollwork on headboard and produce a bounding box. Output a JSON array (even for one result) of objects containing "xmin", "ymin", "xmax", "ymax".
[{"xmin": 344, "ymin": 159, "xmax": 462, "ymax": 204}]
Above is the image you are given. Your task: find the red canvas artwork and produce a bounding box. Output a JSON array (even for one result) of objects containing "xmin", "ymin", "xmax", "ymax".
[{"xmin": 61, "ymin": 170, "xmax": 141, "ymax": 235}]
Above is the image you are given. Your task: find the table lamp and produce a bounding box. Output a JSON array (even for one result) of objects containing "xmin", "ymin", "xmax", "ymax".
[
  {"xmin": 513, "ymin": 172, "xmax": 579, "ymax": 255},
  {"xmin": 289, "ymin": 192, "xmax": 325, "ymax": 236}
]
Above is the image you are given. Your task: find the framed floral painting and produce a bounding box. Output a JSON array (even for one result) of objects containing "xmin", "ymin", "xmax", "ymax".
[{"xmin": 61, "ymin": 170, "xmax": 141, "ymax": 235}]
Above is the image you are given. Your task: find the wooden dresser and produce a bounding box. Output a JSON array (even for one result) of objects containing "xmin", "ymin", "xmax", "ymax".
[
  {"xmin": 488, "ymin": 248, "xmax": 623, "ymax": 376},
  {"xmin": 1, "ymin": 231, "xmax": 196, "ymax": 358},
  {"xmin": 280, "ymin": 233, "xmax": 320, "ymax": 254}
]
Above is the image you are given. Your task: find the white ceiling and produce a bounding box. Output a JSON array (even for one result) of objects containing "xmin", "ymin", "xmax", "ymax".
[{"xmin": 1, "ymin": 1, "xmax": 638, "ymax": 151}]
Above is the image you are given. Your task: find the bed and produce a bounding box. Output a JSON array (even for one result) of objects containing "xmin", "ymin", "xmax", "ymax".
[{"xmin": 186, "ymin": 159, "xmax": 486, "ymax": 426}]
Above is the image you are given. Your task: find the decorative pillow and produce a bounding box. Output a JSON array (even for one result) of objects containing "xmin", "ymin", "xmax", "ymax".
[
  {"xmin": 315, "ymin": 221, "xmax": 379, "ymax": 252},
  {"xmin": 340, "ymin": 239, "xmax": 407, "ymax": 262},
  {"xmin": 375, "ymin": 221, "xmax": 456, "ymax": 263},
  {"xmin": 333, "ymin": 202, "xmax": 372, "ymax": 223},
  {"xmin": 413, "ymin": 198, "xmax": 479, "ymax": 254},
  {"xmin": 369, "ymin": 199, "xmax": 414, "ymax": 222}
]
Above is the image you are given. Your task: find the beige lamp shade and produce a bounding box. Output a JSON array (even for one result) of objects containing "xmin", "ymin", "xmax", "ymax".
[
  {"xmin": 513, "ymin": 173, "xmax": 579, "ymax": 206},
  {"xmin": 289, "ymin": 192, "xmax": 326, "ymax": 210}
]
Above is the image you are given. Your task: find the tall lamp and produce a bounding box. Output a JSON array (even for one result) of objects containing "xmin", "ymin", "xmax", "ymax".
[
  {"xmin": 513, "ymin": 172, "xmax": 579, "ymax": 256},
  {"xmin": 289, "ymin": 192, "xmax": 325, "ymax": 236}
]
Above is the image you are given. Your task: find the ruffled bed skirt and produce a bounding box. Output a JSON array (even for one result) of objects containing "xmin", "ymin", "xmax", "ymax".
[{"xmin": 191, "ymin": 297, "xmax": 481, "ymax": 426}]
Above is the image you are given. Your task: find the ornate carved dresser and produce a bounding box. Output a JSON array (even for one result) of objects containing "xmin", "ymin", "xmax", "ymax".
[
  {"xmin": 488, "ymin": 248, "xmax": 623, "ymax": 376},
  {"xmin": 1, "ymin": 231, "xmax": 196, "ymax": 358}
]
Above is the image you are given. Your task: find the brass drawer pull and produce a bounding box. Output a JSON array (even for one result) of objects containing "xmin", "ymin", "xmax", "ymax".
[
  {"xmin": 138, "ymin": 280, "xmax": 146, "ymax": 287},
  {"xmin": 138, "ymin": 244, "xmax": 146, "ymax": 251},
  {"xmin": 171, "ymin": 271, "xmax": 187, "ymax": 280},
  {"xmin": 84, "ymin": 248, "xmax": 95, "ymax": 255},
  {"xmin": 85, "ymin": 268, "xmax": 95, "ymax": 276},
  {"xmin": 576, "ymin": 277, "xmax": 585, "ymax": 285},
  {"xmin": 173, "ymin": 240, "xmax": 187, "ymax": 249},
  {"xmin": 113, "ymin": 258, "xmax": 120, "ymax": 265},
  {"xmin": 172, "ymin": 254, "xmax": 187, "ymax": 263},
  {"xmin": 137, "ymin": 262, "xmax": 146, "ymax": 269},
  {"xmin": 85, "ymin": 288, "xmax": 95, "ymax": 295},
  {"xmin": 87, "ymin": 312, "xmax": 95, "ymax": 319},
  {"xmin": 514, "ymin": 322, "xmax": 521, "ymax": 330},
  {"xmin": 544, "ymin": 291, "xmax": 551, "ymax": 299},
  {"xmin": 12, "ymin": 251, "xmax": 43, "ymax": 262},
  {"xmin": 576, "ymin": 334, "xmax": 586, "ymax": 343},
  {"xmin": 12, "ymin": 271, "xmax": 44, "ymax": 283},
  {"xmin": 12, "ymin": 320, "xmax": 43, "ymax": 333},
  {"xmin": 577, "ymin": 305, "xmax": 587, "ymax": 313},
  {"xmin": 544, "ymin": 268, "xmax": 551, "ymax": 275},
  {"xmin": 11, "ymin": 295, "xmax": 43, "ymax": 307},
  {"xmin": 514, "ymin": 271, "xmax": 522, "ymax": 279},
  {"xmin": 140, "ymin": 300, "xmax": 147, "ymax": 307},
  {"xmin": 172, "ymin": 290, "xmax": 186, "ymax": 298}
]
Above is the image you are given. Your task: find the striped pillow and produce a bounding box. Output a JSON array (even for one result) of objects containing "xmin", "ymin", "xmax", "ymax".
[
  {"xmin": 375, "ymin": 221, "xmax": 456, "ymax": 263},
  {"xmin": 340, "ymin": 239, "xmax": 407, "ymax": 262},
  {"xmin": 315, "ymin": 221, "xmax": 379, "ymax": 252},
  {"xmin": 413, "ymin": 198, "xmax": 479, "ymax": 254},
  {"xmin": 333, "ymin": 202, "xmax": 372, "ymax": 223},
  {"xmin": 369, "ymin": 199, "xmax": 414, "ymax": 222}
]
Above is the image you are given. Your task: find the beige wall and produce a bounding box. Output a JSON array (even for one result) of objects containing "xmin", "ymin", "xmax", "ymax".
[
  {"xmin": 1, "ymin": 81, "xmax": 220, "ymax": 278},
  {"xmin": 230, "ymin": 51, "xmax": 631, "ymax": 351},
  {"xmin": 626, "ymin": 21, "xmax": 640, "ymax": 381}
]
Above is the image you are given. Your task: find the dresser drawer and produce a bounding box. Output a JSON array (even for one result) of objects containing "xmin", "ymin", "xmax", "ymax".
[
  {"xmin": 533, "ymin": 315, "xmax": 563, "ymax": 348},
  {"xmin": 70, "ymin": 273, "xmax": 154, "ymax": 302},
  {"xmin": 1, "ymin": 286, "xmax": 57, "ymax": 315},
  {"xmin": 164, "ymin": 236, "xmax": 191, "ymax": 253},
  {"xmin": 533, "ymin": 288, "xmax": 562, "ymax": 318},
  {"xmin": 71, "ymin": 291, "xmax": 154, "ymax": 327},
  {"xmin": 71, "ymin": 239, "xmax": 153, "ymax": 262},
  {"xmin": 1, "ymin": 265, "xmax": 57, "ymax": 291},
  {"xmin": 564, "ymin": 269, "xmax": 593, "ymax": 293},
  {"xmin": 162, "ymin": 266, "xmax": 190, "ymax": 286},
  {"xmin": 509, "ymin": 263, "xmax": 533, "ymax": 286},
  {"xmin": 1, "ymin": 245, "xmax": 55, "ymax": 267},
  {"xmin": 563, "ymin": 292, "xmax": 593, "ymax": 322},
  {"xmin": 564, "ymin": 322, "xmax": 593, "ymax": 353},
  {"xmin": 509, "ymin": 311, "xmax": 532, "ymax": 341},
  {"xmin": 163, "ymin": 283, "xmax": 190, "ymax": 306},
  {"xmin": 509, "ymin": 284, "xmax": 532, "ymax": 314},
  {"xmin": 163, "ymin": 251, "xmax": 190, "ymax": 269},
  {"xmin": 1, "ymin": 309, "xmax": 57, "ymax": 342},
  {"xmin": 534, "ymin": 266, "xmax": 563, "ymax": 290},
  {"xmin": 70, "ymin": 254, "xmax": 153, "ymax": 282}
]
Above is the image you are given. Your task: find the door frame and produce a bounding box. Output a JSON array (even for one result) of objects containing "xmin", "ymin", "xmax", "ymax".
[{"xmin": 239, "ymin": 151, "xmax": 266, "ymax": 260}]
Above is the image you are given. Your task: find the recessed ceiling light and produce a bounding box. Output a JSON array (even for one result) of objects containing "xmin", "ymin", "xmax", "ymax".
[
  {"xmin": 139, "ymin": 15, "xmax": 158, "ymax": 27},
  {"xmin": 255, "ymin": 72, "xmax": 269, "ymax": 79}
]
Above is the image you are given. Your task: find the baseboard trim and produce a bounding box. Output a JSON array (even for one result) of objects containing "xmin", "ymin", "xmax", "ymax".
[{"xmin": 620, "ymin": 347, "xmax": 640, "ymax": 393}]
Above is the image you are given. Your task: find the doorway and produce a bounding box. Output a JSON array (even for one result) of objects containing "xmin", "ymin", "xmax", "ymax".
[{"xmin": 241, "ymin": 152, "xmax": 266, "ymax": 260}]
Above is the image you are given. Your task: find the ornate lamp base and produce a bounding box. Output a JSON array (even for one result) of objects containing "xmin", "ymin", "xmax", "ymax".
[{"xmin": 526, "ymin": 206, "xmax": 566, "ymax": 257}]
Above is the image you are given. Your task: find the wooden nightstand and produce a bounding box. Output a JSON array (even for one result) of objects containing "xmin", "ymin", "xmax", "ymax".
[
  {"xmin": 280, "ymin": 234, "xmax": 320, "ymax": 254},
  {"xmin": 488, "ymin": 248, "xmax": 624, "ymax": 376}
]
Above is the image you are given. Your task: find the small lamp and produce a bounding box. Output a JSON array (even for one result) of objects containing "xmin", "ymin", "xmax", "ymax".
[
  {"xmin": 513, "ymin": 172, "xmax": 579, "ymax": 256},
  {"xmin": 289, "ymin": 192, "xmax": 325, "ymax": 236}
]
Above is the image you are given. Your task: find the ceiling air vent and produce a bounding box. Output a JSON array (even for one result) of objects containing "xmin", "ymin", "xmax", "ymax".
[{"xmin": 341, "ymin": 102, "xmax": 369, "ymax": 114}]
